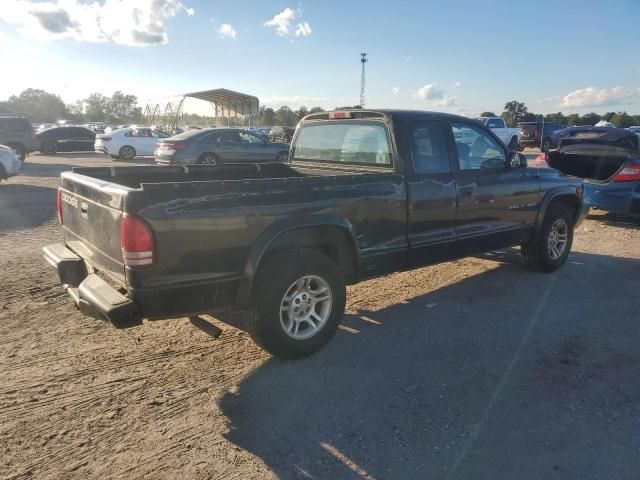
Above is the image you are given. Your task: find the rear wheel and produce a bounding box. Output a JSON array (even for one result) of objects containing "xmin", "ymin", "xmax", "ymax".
[
  {"xmin": 42, "ymin": 141, "xmax": 58, "ymax": 155},
  {"xmin": 246, "ymin": 249, "xmax": 346, "ymax": 359},
  {"xmin": 198, "ymin": 152, "xmax": 217, "ymax": 165},
  {"xmin": 118, "ymin": 145, "xmax": 136, "ymax": 161},
  {"xmin": 276, "ymin": 150, "xmax": 289, "ymax": 162},
  {"xmin": 522, "ymin": 205, "xmax": 573, "ymax": 272},
  {"xmin": 7, "ymin": 143, "xmax": 26, "ymax": 161}
]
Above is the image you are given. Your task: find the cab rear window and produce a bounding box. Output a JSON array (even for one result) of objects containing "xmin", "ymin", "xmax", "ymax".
[{"xmin": 293, "ymin": 123, "xmax": 391, "ymax": 165}]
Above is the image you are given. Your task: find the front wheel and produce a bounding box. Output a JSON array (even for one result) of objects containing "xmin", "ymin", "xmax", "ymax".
[
  {"xmin": 198, "ymin": 152, "xmax": 217, "ymax": 165},
  {"xmin": 41, "ymin": 141, "xmax": 58, "ymax": 155},
  {"xmin": 246, "ymin": 249, "xmax": 346, "ymax": 359},
  {"xmin": 276, "ymin": 150, "xmax": 289, "ymax": 162},
  {"xmin": 508, "ymin": 136, "xmax": 519, "ymax": 150},
  {"xmin": 522, "ymin": 205, "xmax": 573, "ymax": 272},
  {"xmin": 542, "ymin": 138, "xmax": 551, "ymax": 152},
  {"xmin": 118, "ymin": 145, "xmax": 136, "ymax": 161}
]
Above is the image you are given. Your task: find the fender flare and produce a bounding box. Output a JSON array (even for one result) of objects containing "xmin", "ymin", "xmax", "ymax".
[
  {"xmin": 235, "ymin": 214, "xmax": 359, "ymax": 309},
  {"xmin": 534, "ymin": 186, "xmax": 581, "ymax": 236}
]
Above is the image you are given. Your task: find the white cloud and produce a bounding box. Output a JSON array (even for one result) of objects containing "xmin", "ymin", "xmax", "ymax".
[
  {"xmin": 264, "ymin": 7, "xmax": 312, "ymax": 38},
  {"xmin": 294, "ymin": 21, "xmax": 312, "ymax": 37},
  {"xmin": 414, "ymin": 83, "xmax": 446, "ymax": 101},
  {"xmin": 392, "ymin": 87, "xmax": 401, "ymax": 96},
  {"xmin": 434, "ymin": 96, "xmax": 457, "ymax": 107},
  {"xmin": 217, "ymin": 23, "xmax": 236, "ymax": 39},
  {"xmin": 560, "ymin": 86, "xmax": 640, "ymax": 108},
  {"xmin": 453, "ymin": 81, "xmax": 462, "ymax": 87},
  {"xmin": 1, "ymin": 0, "xmax": 194, "ymax": 46}
]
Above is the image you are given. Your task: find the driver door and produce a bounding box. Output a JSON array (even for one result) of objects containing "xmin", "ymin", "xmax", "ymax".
[
  {"xmin": 238, "ymin": 131, "xmax": 269, "ymax": 162},
  {"xmin": 449, "ymin": 121, "xmax": 540, "ymax": 252}
]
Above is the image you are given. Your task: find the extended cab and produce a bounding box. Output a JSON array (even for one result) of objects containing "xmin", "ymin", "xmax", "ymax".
[
  {"xmin": 44, "ymin": 110, "xmax": 587, "ymax": 358},
  {"xmin": 475, "ymin": 117, "xmax": 521, "ymax": 149}
]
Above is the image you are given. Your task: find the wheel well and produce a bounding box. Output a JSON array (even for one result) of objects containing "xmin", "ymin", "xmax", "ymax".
[
  {"xmin": 548, "ymin": 195, "xmax": 579, "ymax": 224},
  {"xmin": 259, "ymin": 226, "xmax": 358, "ymax": 284},
  {"xmin": 120, "ymin": 145, "xmax": 135, "ymax": 153}
]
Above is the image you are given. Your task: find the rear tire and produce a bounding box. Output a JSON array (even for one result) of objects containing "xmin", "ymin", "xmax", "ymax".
[
  {"xmin": 7, "ymin": 143, "xmax": 26, "ymax": 161},
  {"xmin": 118, "ymin": 145, "xmax": 136, "ymax": 161},
  {"xmin": 198, "ymin": 152, "xmax": 218, "ymax": 165},
  {"xmin": 246, "ymin": 249, "xmax": 346, "ymax": 359},
  {"xmin": 276, "ymin": 150, "xmax": 289, "ymax": 162},
  {"xmin": 41, "ymin": 141, "xmax": 58, "ymax": 155},
  {"xmin": 522, "ymin": 205, "xmax": 574, "ymax": 272}
]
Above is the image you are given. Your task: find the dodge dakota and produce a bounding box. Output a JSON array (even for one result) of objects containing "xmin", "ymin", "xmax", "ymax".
[{"xmin": 44, "ymin": 110, "xmax": 587, "ymax": 358}]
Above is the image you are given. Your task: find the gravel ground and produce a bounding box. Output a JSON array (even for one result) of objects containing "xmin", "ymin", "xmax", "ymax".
[{"xmin": 1, "ymin": 152, "xmax": 639, "ymax": 480}]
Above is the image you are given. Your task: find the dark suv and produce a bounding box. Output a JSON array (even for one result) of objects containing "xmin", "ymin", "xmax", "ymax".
[
  {"xmin": 518, "ymin": 122, "xmax": 564, "ymax": 151},
  {"xmin": 0, "ymin": 115, "xmax": 38, "ymax": 161}
]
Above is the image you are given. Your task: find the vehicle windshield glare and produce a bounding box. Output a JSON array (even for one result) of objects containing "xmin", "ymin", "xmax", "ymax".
[{"xmin": 293, "ymin": 123, "xmax": 391, "ymax": 165}]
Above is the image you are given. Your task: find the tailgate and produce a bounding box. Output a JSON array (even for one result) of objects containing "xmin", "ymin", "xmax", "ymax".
[{"xmin": 59, "ymin": 172, "xmax": 129, "ymax": 286}]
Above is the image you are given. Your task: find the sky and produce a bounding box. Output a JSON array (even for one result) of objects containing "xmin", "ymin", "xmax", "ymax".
[{"xmin": 0, "ymin": 0, "xmax": 639, "ymax": 117}]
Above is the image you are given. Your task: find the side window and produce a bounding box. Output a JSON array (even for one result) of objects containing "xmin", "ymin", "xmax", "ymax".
[
  {"xmin": 217, "ymin": 131, "xmax": 240, "ymax": 143},
  {"xmin": 410, "ymin": 121, "xmax": 451, "ymax": 174},
  {"xmin": 451, "ymin": 122, "xmax": 506, "ymax": 170},
  {"xmin": 152, "ymin": 130, "xmax": 169, "ymax": 138},
  {"xmin": 238, "ymin": 132, "xmax": 263, "ymax": 144}
]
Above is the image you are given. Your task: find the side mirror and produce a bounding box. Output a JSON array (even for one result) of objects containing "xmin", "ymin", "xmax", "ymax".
[{"xmin": 508, "ymin": 151, "xmax": 527, "ymax": 168}]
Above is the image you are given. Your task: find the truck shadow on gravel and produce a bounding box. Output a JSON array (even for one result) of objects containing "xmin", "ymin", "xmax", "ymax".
[
  {"xmin": 19, "ymin": 162, "xmax": 76, "ymax": 177},
  {"xmin": 219, "ymin": 251, "xmax": 640, "ymax": 480},
  {"xmin": 0, "ymin": 184, "xmax": 56, "ymax": 230}
]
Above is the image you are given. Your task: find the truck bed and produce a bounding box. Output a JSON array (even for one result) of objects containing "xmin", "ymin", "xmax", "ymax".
[{"xmin": 66, "ymin": 162, "xmax": 370, "ymax": 190}]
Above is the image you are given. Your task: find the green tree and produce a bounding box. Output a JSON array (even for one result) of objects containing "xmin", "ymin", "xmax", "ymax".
[
  {"xmin": 566, "ymin": 113, "xmax": 581, "ymax": 126},
  {"xmin": 601, "ymin": 112, "xmax": 616, "ymax": 122},
  {"xmin": 295, "ymin": 106, "xmax": 309, "ymax": 121},
  {"xmin": 610, "ymin": 112, "xmax": 634, "ymax": 128},
  {"xmin": 580, "ymin": 112, "xmax": 600, "ymax": 126},
  {"xmin": 84, "ymin": 93, "xmax": 109, "ymax": 122},
  {"xmin": 501, "ymin": 100, "xmax": 529, "ymax": 127},
  {"xmin": 5, "ymin": 88, "xmax": 68, "ymax": 122},
  {"xmin": 105, "ymin": 91, "xmax": 141, "ymax": 123},
  {"xmin": 308, "ymin": 107, "xmax": 325, "ymax": 114},
  {"xmin": 480, "ymin": 111, "xmax": 497, "ymax": 117},
  {"xmin": 275, "ymin": 106, "xmax": 296, "ymax": 126},
  {"xmin": 261, "ymin": 107, "xmax": 276, "ymax": 126},
  {"xmin": 544, "ymin": 112, "xmax": 567, "ymax": 124}
]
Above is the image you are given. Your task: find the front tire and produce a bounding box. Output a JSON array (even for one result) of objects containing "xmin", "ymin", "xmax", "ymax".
[
  {"xmin": 118, "ymin": 145, "xmax": 136, "ymax": 161},
  {"xmin": 508, "ymin": 136, "xmax": 519, "ymax": 150},
  {"xmin": 198, "ymin": 152, "xmax": 218, "ymax": 165},
  {"xmin": 276, "ymin": 150, "xmax": 289, "ymax": 162},
  {"xmin": 522, "ymin": 205, "xmax": 573, "ymax": 272},
  {"xmin": 542, "ymin": 138, "xmax": 551, "ymax": 152},
  {"xmin": 41, "ymin": 141, "xmax": 58, "ymax": 155},
  {"xmin": 246, "ymin": 249, "xmax": 346, "ymax": 359}
]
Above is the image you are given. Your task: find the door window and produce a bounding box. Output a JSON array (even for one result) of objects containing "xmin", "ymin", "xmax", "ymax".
[
  {"xmin": 239, "ymin": 132, "xmax": 264, "ymax": 144},
  {"xmin": 410, "ymin": 121, "xmax": 451, "ymax": 174},
  {"xmin": 216, "ymin": 130, "xmax": 241, "ymax": 143},
  {"xmin": 451, "ymin": 123, "xmax": 506, "ymax": 170}
]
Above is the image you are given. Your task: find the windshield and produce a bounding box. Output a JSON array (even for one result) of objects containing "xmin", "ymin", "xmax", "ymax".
[{"xmin": 293, "ymin": 122, "xmax": 392, "ymax": 165}]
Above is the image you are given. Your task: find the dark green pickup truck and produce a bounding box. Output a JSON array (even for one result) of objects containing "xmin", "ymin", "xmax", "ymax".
[{"xmin": 44, "ymin": 110, "xmax": 588, "ymax": 358}]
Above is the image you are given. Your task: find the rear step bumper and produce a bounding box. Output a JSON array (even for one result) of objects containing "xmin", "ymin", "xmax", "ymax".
[{"xmin": 43, "ymin": 243, "xmax": 142, "ymax": 328}]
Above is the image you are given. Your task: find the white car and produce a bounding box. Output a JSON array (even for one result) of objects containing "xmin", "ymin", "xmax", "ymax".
[
  {"xmin": 95, "ymin": 127, "xmax": 171, "ymax": 161},
  {"xmin": 0, "ymin": 144, "xmax": 23, "ymax": 181}
]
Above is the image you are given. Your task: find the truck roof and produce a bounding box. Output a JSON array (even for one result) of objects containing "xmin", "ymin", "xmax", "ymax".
[{"xmin": 302, "ymin": 109, "xmax": 476, "ymax": 124}]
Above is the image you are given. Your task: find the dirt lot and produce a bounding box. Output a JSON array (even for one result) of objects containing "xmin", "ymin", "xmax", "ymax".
[{"xmin": 1, "ymin": 152, "xmax": 639, "ymax": 480}]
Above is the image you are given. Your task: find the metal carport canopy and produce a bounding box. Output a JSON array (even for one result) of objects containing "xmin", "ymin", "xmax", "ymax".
[{"xmin": 183, "ymin": 88, "xmax": 259, "ymax": 117}]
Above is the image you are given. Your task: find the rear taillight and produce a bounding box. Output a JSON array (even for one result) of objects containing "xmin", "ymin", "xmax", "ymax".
[
  {"xmin": 534, "ymin": 152, "xmax": 548, "ymax": 167},
  {"xmin": 612, "ymin": 163, "xmax": 640, "ymax": 182},
  {"xmin": 56, "ymin": 189, "xmax": 63, "ymax": 224},
  {"xmin": 120, "ymin": 213, "xmax": 154, "ymax": 266},
  {"xmin": 159, "ymin": 143, "xmax": 188, "ymax": 150}
]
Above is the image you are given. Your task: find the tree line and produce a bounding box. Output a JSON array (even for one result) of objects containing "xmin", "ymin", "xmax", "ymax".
[
  {"xmin": 491, "ymin": 100, "xmax": 640, "ymax": 128},
  {"xmin": 1, "ymin": 89, "xmax": 639, "ymax": 128}
]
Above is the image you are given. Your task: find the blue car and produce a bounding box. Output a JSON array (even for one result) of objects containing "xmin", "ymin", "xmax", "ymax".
[{"xmin": 548, "ymin": 126, "xmax": 640, "ymax": 217}]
